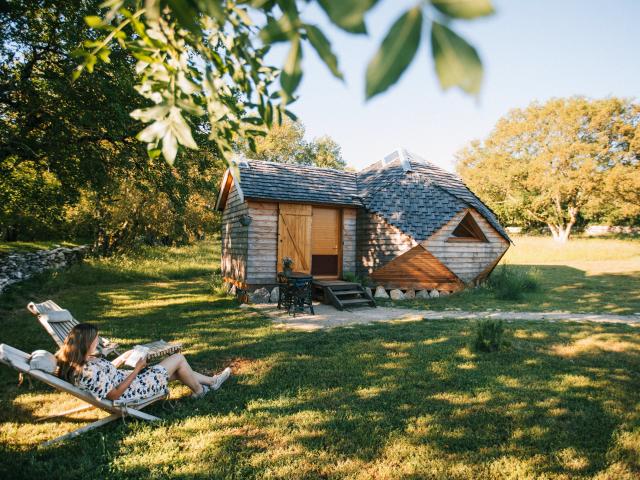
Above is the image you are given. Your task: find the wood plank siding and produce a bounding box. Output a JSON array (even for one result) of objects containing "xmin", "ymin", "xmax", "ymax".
[
  {"xmin": 221, "ymin": 184, "xmax": 248, "ymax": 285},
  {"xmin": 370, "ymin": 245, "xmax": 463, "ymax": 291},
  {"xmin": 356, "ymin": 209, "xmax": 417, "ymax": 278},
  {"xmin": 422, "ymin": 208, "xmax": 509, "ymax": 284},
  {"xmin": 246, "ymin": 201, "xmax": 278, "ymax": 286},
  {"xmin": 342, "ymin": 208, "xmax": 357, "ymax": 275}
]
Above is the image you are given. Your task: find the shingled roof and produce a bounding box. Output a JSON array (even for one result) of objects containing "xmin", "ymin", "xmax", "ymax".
[
  {"xmin": 233, "ymin": 160, "xmax": 360, "ymax": 206},
  {"xmin": 217, "ymin": 151, "xmax": 510, "ymax": 243},
  {"xmin": 358, "ymin": 150, "xmax": 511, "ymax": 243}
]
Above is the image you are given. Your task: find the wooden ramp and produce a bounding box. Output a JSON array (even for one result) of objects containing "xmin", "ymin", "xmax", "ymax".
[{"xmin": 313, "ymin": 280, "xmax": 376, "ymax": 311}]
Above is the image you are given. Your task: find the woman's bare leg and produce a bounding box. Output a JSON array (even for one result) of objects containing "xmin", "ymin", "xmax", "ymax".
[{"xmin": 159, "ymin": 354, "xmax": 207, "ymax": 394}]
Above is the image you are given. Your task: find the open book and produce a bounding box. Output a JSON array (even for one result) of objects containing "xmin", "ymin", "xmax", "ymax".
[
  {"xmin": 124, "ymin": 345, "xmax": 149, "ymax": 368},
  {"xmin": 112, "ymin": 340, "xmax": 182, "ymax": 368}
]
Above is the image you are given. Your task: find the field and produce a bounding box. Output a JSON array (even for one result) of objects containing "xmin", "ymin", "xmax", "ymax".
[
  {"xmin": 388, "ymin": 235, "xmax": 640, "ymax": 315},
  {"xmin": 0, "ymin": 237, "xmax": 639, "ymax": 479}
]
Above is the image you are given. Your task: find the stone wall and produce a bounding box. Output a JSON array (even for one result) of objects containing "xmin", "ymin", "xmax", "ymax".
[{"xmin": 0, "ymin": 245, "xmax": 88, "ymax": 293}]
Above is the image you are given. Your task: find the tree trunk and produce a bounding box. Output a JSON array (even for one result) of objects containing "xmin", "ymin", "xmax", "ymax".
[{"xmin": 548, "ymin": 206, "xmax": 578, "ymax": 244}]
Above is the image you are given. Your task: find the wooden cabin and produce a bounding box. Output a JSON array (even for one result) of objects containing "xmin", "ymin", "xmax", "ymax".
[{"xmin": 215, "ymin": 149, "xmax": 511, "ymax": 293}]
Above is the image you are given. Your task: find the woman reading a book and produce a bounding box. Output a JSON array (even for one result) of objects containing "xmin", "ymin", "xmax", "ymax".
[{"xmin": 56, "ymin": 323, "xmax": 230, "ymax": 400}]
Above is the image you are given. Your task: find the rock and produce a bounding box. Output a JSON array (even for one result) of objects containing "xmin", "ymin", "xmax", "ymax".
[
  {"xmin": 404, "ymin": 288, "xmax": 415, "ymax": 299},
  {"xmin": 415, "ymin": 290, "xmax": 430, "ymax": 300},
  {"xmin": 390, "ymin": 289, "xmax": 405, "ymax": 300},
  {"xmin": 250, "ymin": 287, "xmax": 271, "ymax": 304},
  {"xmin": 374, "ymin": 286, "xmax": 389, "ymax": 299},
  {"xmin": 429, "ymin": 289, "xmax": 440, "ymax": 298},
  {"xmin": 229, "ymin": 284, "xmax": 237, "ymax": 296},
  {"xmin": 365, "ymin": 287, "xmax": 373, "ymax": 299},
  {"xmin": 439, "ymin": 290, "xmax": 450, "ymax": 296},
  {"xmin": 270, "ymin": 286, "xmax": 279, "ymax": 303}
]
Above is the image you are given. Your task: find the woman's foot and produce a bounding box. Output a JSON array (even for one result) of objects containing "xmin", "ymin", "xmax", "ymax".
[
  {"xmin": 191, "ymin": 384, "xmax": 211, "ymax": 399},
  {"xmin": 210, "ymin": 367, "xmax": 231, "ymax": 390}
]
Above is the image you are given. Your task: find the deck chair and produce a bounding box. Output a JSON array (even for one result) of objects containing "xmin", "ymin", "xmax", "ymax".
[
  {"xmin": 27, "ymin": 300, "xmax": 120, "ymax": 356},
  {"xmin": 0, "ymin": 343, "xmax": 166, "ymax": 447}
]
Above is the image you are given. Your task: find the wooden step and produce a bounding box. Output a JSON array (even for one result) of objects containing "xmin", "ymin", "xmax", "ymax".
[
  {"xmin": 340, "ymin": 298, "xmax": 372, "ymax": 306},
  {"xmin": 333, "ymin": 289, "xmax": 364, "ymax": 296}
]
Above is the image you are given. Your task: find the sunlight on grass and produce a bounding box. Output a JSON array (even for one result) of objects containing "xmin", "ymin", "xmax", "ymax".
[{"xmin": 1, "ymin": 239, "xmax": 640, "ymax": 478}]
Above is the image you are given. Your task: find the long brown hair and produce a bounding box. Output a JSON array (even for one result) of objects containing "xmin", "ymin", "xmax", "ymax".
[{"xmin": 56, "ymin": 323, "xmax": 98, "ymax": 383}]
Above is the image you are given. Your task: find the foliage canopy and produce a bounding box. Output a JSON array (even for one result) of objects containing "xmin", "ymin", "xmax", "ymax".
[
  {"xmin": 456, "ymin": 97, "xmax": 640, "ymax": 241},
  {"xmin": 79, "ymin": 0, "xmax": 494, "ymax": 164},
  {"xmin": 0, "ymin": 0, "xmax": 224, "ymax": 249}
]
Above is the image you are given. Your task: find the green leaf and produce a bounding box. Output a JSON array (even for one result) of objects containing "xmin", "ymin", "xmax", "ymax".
[
  {"xmin": 280, "ymin": 36, "xmax": 302, "ymax": 100},
  {"xmin": 97, "ymin": 48, "xmax": 111, "ymax": 63},
  {"xmin": 85, "ymin": 54, "xmax": 97, "ymax": 73},
  {"xmin": 260, "ymin": 16, "xmax": 295, "ymax": 44},
  {"xmin": 162, "ymin": 131, "xmax": 178, "ymax": 165},
  {"xmin": 167, "ymin": 0, "xmax": 201, "ymax": 34},
  {"xmin": 317, "ymin": 0, "xmax": 378, "ymax": 34},
  {"xmin": 365, "ymin": 7, "xmax": 423, "ymax": 99},
  {"xmin": 84, "ymin": 15, "xmax": 104, "ymax": 28},
  {"xmin": 431, "ymin": 21, "xmax": 483, "ymax": 94},
  {"xmin": 305, "ymin": 24, "xmax": 343, "ymax": 80},
  {"xmin": 430, "ymin": 0, "xmax": 494, "ymax": 19}
]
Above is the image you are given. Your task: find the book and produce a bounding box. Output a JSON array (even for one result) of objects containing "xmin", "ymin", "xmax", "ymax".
[{"xmin": 124, "ymin": 345, "xmax": 149, "ymax": 368}]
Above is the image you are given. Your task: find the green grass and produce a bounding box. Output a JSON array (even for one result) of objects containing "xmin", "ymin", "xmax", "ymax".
[
  {"xmin": 0, "ymin": 240, "xmax": 81, "ymax": 256},
  {"xmin": 1, "ymin": 239, "xmax": 639, "ymax": 479},
  {"xmin": 386, "ymin": 235, "xmax": 640, "ymax": 315}
]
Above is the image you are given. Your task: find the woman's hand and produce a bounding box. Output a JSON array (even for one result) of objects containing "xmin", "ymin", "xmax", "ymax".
[
  {"xmin": 134, "ymin": 355, "xmax": 147, "ymax": 371},
  {"xmin": 111, "ymin": 349, "xmax": 134, "ymax": 368}
]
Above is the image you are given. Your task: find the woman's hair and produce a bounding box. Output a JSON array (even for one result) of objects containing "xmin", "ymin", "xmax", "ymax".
[{"xmin": 55, "ymin": 323, "xmax": 98, "ymax": 383}]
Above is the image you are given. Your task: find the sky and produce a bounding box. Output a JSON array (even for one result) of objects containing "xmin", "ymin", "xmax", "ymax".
[{"xmin": 268, "ymin": 0, "xmax": 640, "ymax": 172}]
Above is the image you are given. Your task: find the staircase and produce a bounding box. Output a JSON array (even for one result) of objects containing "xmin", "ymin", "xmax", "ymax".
[{"xmin": 313, "ymin": 280, "xmax": 376, "ymax": 311}]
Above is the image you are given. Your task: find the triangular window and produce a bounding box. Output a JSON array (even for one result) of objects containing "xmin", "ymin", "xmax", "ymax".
[{"xmin": 448, "ymin": 212, "xmax": 488, "ymax": 242}]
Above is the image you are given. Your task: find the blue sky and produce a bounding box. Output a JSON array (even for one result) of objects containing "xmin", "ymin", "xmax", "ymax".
[{"xmin": 268, "ymin": 0, "xmax": 640, "ymax": 172}]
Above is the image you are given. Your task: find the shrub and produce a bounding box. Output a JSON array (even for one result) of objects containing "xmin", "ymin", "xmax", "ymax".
[
  {"xmin": 473, "ymin": 319, "xmax": 508, "ymax": 352},
  {"xmin": 488, "ymin": 265, "xmax": 540, "ymax": 300},
  {"xmin": 342, "ymin": 272, "xmax": 371, "ymax": 286}
]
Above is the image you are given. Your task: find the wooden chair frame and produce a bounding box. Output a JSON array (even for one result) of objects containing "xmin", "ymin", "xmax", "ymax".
[
  {"xmin": 27, "ymin": 300, "xmax": 120, "ymax": 356},
  {"xmin": 0, "ymin": 343, "xmax": 165, "ymax": 447}
]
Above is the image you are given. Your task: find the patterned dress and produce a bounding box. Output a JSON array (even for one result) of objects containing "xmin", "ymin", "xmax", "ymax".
[{"xmin": 75, "ymin": 357, "xmax": 169, "ymax": 402}]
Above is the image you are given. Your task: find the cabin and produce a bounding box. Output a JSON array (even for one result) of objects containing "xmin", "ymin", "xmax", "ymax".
[{"xmin": 215, "ymin": 149, "xmax": 511, "ymax": 295}]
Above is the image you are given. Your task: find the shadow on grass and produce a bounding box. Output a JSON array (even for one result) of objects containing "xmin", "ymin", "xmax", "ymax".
[{"xmin": 1, "ymin": 257, "xmax": 639, "ymax": 479}]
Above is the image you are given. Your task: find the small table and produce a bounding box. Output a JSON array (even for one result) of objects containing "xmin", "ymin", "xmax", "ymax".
[{"xmin": 278, "ymin": 271, "xmax": 315, "ymax": 316}]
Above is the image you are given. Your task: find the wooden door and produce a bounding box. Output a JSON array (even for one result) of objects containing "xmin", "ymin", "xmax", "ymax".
[
  {"xmin": 311, "ymin": 207, "xmax": 341, "ymax": 277},
  {"xmin": 277, "ymin": 204, "xmax": 312, "ymax": 274}
]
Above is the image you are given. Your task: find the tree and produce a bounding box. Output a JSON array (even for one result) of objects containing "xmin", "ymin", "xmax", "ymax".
[
  {"xmin": 242, "ymin": 119, "xmax": 345, "ymax": 169},
  {"xmin": 77, "ymin": 0, "xmax": 495, "ymax": 164},
  {"xmin": 0, "ymin": 0, "xmax": 224, "ymax": 248},
  {"xmin": 456, "ymin": 97, "xmax": 640, "ymax": 243}
]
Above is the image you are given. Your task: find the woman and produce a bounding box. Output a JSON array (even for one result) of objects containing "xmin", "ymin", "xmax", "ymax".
[{"xmin": 56, "ymin": 323, "xmax": 230, "ymax": 401}]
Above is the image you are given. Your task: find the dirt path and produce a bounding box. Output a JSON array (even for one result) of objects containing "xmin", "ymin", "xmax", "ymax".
[{"xmin": 248, "ymin": 303, "xmax": 640, "ymax": 331}]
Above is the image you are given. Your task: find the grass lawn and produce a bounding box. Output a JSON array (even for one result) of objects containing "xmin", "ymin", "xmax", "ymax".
[
  {"xmin": 386, "ymin": 235, "xmax": 640, "ymax": 315},
  {"xmin": 1, "ymin": 239, "xmax": 639, "ymax": 479}
]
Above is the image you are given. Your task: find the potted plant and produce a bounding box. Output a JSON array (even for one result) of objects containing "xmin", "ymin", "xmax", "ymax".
[{"xmin": 282, "ymin": 256, "xmax": 294, "ymax": 275}]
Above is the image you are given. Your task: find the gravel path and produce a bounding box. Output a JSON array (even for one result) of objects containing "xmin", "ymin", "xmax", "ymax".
[{"xmin": 247, "ymin": 303, "xmax": 640, "ymax": 331}]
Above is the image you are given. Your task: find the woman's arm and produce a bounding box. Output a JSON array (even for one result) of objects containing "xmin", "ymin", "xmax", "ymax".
[
  {"xmin": 110, "ymin": 350, "xmax": 133, "ymax": 368},
  {"xmin": 105, "ymin": 356, "xmax": 147, "ymax": 401}
]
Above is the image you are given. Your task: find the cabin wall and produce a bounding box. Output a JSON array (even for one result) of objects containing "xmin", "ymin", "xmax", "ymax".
[
  {"xmin": 221, "ymin": 184, "xmax": 248, "ymax": 285},
  {"xmin": 356, "ymin": 210, "xmax": 417, "ymax": 278},
  {"xmin": 422, "ymin": 209, "xmax": 509, "ymax": 284},
  {"xmin": 370, "ymin": 245, "xmax": 463, "ymax": 292},
  {"xmin": 342, "ymin": 208, "xmax": 357, "ymax": 275},
  {"xmin": 246, "ymin": 201, "xmax": 278, "ymax": 286}
]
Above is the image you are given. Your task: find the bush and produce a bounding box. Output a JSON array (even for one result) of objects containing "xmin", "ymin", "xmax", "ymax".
[
  {"xmin": 488, "ymin": 265, "xmax": 540, "ymax": 300},
  {"xmin": 473, "ymin": 319, "xmax": 509, "ymax": 352},
  {"xmin": 342, "ymin": 272, "xmax": 372, "ymax": 286}
]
